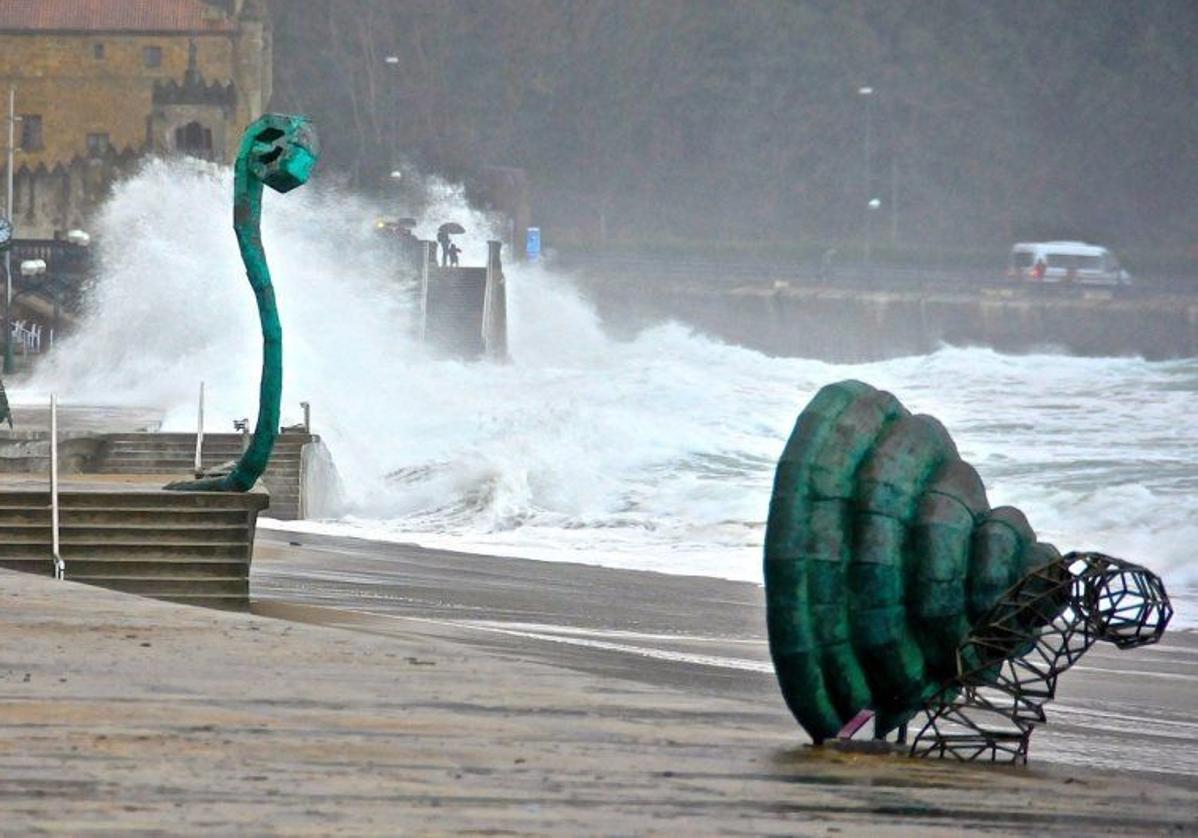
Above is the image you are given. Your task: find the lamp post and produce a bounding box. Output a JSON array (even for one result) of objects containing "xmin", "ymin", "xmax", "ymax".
[
  {"xmin": 4, "ymin": 85, "xmax": 16, "ymax": 374},
  {"xmin": 383, "ymin": 56, "xmax": 401, "ymax": 181},
  {"xmin": 56, "ymin": 228, "xmax": 89, "ymax": 342},
  {"xmin": 858, "ymin": 85, "xmax": 874, "ymax": 280},
  {"xmin": 0, "ymin": 220, "xmax": 10, "ymax": 346},
  {"xmin": 18, "ymin": 258, "xmax": 45, "ymax": 356}
]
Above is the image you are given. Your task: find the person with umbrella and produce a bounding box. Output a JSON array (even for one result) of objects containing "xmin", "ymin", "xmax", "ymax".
[{"xmin": 436, "ymin": 222, "xmax": 465, "ymax": 266}]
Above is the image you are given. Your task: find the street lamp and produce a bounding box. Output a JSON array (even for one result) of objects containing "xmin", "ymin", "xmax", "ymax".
[
  {"xmin": 382, "ymin": 56, "xmax": 403, "ymax": 184},
  {"xmin": 4, "ymin": 86, "xmax": 17, "ymax": 374},
  {"xmin": 17, "ymin": 259, "xmax": 45, "ymax": 356},
  {"xmin": 858, "ymin": 85, "xmax": 875, "ymax": 280}
]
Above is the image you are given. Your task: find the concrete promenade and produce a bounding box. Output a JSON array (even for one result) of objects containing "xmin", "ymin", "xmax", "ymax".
[{"xmin": 0, "ymin": 537, "xmax": 1195, "ymax": 833}]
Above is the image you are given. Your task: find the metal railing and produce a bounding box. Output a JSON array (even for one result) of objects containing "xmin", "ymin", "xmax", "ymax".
[
  {"xmin": 9, "ymin": 239, "xmax": 91, "ymax": 276},
  {"xmin": 11, "ymin": 319, "xmax": 43, "ymax": 353}
]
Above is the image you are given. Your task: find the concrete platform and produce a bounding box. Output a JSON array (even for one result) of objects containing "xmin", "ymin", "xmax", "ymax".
[{"xmin": 1, "ymin": 555, "xmax": 1195, "ymax": 832}]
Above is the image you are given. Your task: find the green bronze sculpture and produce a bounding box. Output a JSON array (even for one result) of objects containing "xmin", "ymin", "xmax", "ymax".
[
  {"xmin": 166, "ymin": 114, "xmax": 319, "ymax": 492},
  {"xmin": 765, "ymin": 380, "xmax": 1171, "ymax": 761}
]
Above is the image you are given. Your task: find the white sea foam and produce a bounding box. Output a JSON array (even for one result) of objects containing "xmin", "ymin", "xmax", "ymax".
[{"xmin": 20, "ymin": 159, "xmax": 1198, "ymax": 625}]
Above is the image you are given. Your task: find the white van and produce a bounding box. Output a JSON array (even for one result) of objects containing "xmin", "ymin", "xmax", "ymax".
[{"xmin": 1008, "ymin": 241, "xmax": 1132, "ymax": 285}]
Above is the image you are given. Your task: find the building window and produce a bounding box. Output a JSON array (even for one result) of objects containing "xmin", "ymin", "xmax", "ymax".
[
  {"xmin": 143, "ymin": 46, "xmax": 162, "ymax": 68},
  {"xmin": 19, "ymin": 115, "xmax": 43, "ymax": 151},
  {"xmin": 87, "ymin": 132, "xmax": 110, "ymax": 157},
  {"xmin": 93, "ymin": 43, "xmax": 105, "ymax": 59},
  {"xmin": 175, "ymin": 121, "xmax": 214, "ymax": 160}
]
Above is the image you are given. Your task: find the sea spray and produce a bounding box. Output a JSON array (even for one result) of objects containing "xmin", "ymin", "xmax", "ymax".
[{"xmin": 19, "ymin": 159, "xmax": 1198, "ymax": 622}]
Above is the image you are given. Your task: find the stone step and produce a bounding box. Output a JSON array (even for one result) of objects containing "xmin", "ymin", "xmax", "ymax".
[
  {"xmin": 101, "ymin": 452, "xmax": 258, "ymax": 463},
  {"xmin": 0, "ymin": 508, "xmax": 51, "ymax": 520},
  {"xmin": 92, "ymin": 465, "xmax": 220, "ymax": 475},
  {"xmin": 57, "ymin": 559, "xmax": 248, "ymax": 578},
  {"xmin": 109, "ymin": 436, "xmax": 308, "ymax": 442},
  {"xmin": 58, "ymin": 492, "xmax": 269, "ymax": 511},
  {"xmin": 95, "ymin": 458, "xmax": 301, "ymax": 469},
  {"xmin": 93, "ymin": 466, "xmax": 234, "ymax": 476},
  {"xmin": 0, "ymin": 491, "xmax": 57, "ymax": 507},
  {"xmin": 0, "ymin": 541, "xmax": 249, "ymax": 559},
  {"xmin": 0, "ymin": 509, "xmax": 250, "ymax": 527},
  {"xmin": 103, "ymin": 447, "xmax": 300, "ymax": 457},
  {"xmin": 100, "ymin": 453, "xmax": 301, "ymax": 457},
  {"xmin": 0, "ymin": 525, "xmax": 249, "ymax": 544},
  {"xmin": 104, "ymin": 436, "xmax": 313, "ymax": 443},
  {"xmin": 103, "ymin": 441, "xmax": 309, "ymax": 453},
  {"xmin": 65, "ymin": 542, "xmax": 249, "ymax": 559},
  {"xmin": 0, "ymin": 498, "xmax": 264, "ymax": 512},
  {"xmin": 94, "ymin": 462, "xmax": 300, "ymax": 474},
  {"xmin": 0, "ymin": 558, "xmax": 53, "ymax": 576},
  {"xmin": 64, "ymin": 576, "xmax": 250, "ymax": 597},
  {"xmin": 101, "ymin": 454, "xmax": 301, "ymax": 464},
  {"xmin": 65, "ymin": 509, "xmax": 249, "ymax": 527}
]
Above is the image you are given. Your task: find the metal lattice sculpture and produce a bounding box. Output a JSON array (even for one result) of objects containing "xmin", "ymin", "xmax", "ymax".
[
  {"xmin": 166, "ymin": 114, "xmax": 319, "ymax": 492},
  {"xmin": 765, "ymin": 380, "xmax": 1171, "ymax": 761},
  {"xmin": 910, "ymin": 551, "xmax": 1170, "ymax": 762}
]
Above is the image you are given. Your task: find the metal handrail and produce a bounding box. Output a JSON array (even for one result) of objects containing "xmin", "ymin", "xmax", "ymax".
[
  {"xmin": 50, "ymin": 394, "xmax": 63, "ymax": 580},
  {"xmin": 193, "ymin": 381, "xmax": 205, "ymax": 477}
]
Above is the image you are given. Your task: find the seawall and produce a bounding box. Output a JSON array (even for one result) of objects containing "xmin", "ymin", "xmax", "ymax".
[{"xmin": 578, "ymin": 278, "xmax": 1198, "ymax": 361}]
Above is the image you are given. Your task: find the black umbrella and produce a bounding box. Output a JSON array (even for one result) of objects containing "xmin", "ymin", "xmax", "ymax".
[{"xmin": 437, "ymin": 222, "xmax": 465, "ymax": 235}]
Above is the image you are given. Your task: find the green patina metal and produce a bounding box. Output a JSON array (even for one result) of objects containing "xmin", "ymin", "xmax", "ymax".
[
  {"xmin": 764, "ymin": 380, "xmax": 1064, "ymax": 743},
  {"xmin": 166, "ymin": 114, "xmax": 319, "ymax": 493}
]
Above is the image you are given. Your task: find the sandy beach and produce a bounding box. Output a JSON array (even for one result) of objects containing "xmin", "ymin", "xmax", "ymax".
[{"xmin": 0, "ymin": 531, "xmax": 1194, "ymax": 834}]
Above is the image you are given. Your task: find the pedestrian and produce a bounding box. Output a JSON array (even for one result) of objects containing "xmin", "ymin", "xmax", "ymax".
[
  {"xmin": 0, "ymin": 376, "xmax": 11, "ymax": 429},
  {"xmin": 448, "ymin": 242, "xmax": 461, "ymax": 267},
  {"xmin": 436, "ymin": 228, "xmax": 451, "ymax": 266}
]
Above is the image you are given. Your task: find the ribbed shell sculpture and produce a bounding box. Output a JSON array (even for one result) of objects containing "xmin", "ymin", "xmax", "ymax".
[{"xmin": 764, "ymin": 379, "xmax": 1067, "ymax": 743}]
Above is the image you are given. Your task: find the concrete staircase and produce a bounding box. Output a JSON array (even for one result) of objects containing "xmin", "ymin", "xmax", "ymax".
[
  {"xmin": 0, "ymin": 487, "xmax": 267, "ymax": 608},
  {"xmin": 425, "ymin": 267, "xmax": 488, "ymax": 358},
  {"xmin": 92, "ymin": 433, "xmax": 311, "ymax": 519}
]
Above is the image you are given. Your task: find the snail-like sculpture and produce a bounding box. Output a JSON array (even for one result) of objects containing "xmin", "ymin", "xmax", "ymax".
[
  {"xmin": 765, "ymin": 380, "xmax": 1171, "ymax": 761},
  {"xmin": 166, "ymin": 114, "xmax": 319, "ymax": 492}
]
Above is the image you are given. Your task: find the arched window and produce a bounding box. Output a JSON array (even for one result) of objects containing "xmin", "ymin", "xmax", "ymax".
[{"xmin": 175, "ymin": 121, "xmax": 214, "ymax": 159}]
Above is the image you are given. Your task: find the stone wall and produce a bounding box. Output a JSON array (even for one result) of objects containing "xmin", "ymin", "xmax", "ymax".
[{"xmin": 580, "ymin": 279, "xmax": 1198, "ymax": 362}]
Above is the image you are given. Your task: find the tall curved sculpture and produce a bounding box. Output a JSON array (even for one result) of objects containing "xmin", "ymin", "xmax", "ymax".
[
  {"xmin": 166, "ymin": 114, "xmax": 319, "ymax": 493},
  {"xmin": 765, "ymin": 380, "xmax": 1171, "ymax": 761}
]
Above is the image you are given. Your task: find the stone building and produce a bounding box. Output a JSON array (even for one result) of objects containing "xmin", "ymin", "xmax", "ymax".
[{"xmin": 0, "ymin": 0, "xmax": 271, "ymax": 238}]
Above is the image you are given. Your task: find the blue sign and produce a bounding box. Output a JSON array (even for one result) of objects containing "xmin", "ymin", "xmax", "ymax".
[{"xmin": 525, "ymin": 226, "xmax": 541, "ymax": 262}]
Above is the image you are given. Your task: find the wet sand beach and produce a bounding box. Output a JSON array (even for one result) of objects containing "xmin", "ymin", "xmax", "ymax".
[{"xmin": 0, "ymin": 532, "xmax": 1194, "ymax": 834}]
